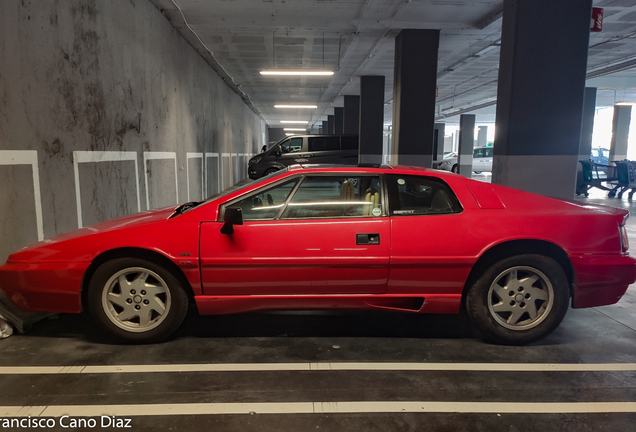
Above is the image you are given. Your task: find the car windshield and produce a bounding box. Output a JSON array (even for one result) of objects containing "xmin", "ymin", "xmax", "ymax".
[
  {"xmin": 205, "ymin": 168, "xmax": 289, "ymax": 203},
  {"xmin": 444, "ymin": 152, "xmax": 457, "ymax": 159},
  {"xmin": 174, "ymin": 168, "xmax": 290, "ymax": 216}
]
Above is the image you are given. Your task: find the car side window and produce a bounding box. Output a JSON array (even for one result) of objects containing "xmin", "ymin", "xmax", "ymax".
[
  {"xmin": 387, "ymin": 175, "xmax": 462, "ymax": 216},
  {"xmin": 281, "ymin": 175, "xmax": 383, "ymax": 219},
  {"xmin": 484, "ymin": 148, "xmax": 493, "ymax": 157},
  {"xmin": 280, "ymin": 137, "xmax": 303, "ymax": 153},
  {"xmin": 473, "ymin": 148, "xmax": 484, "ymax": 158},
  {"xmin": 340, "ymin": 136, "xmax": 359, "ymax": 150},
  {"xmin": 227, "ymin": 179, "xmax": 299, "ymax": 221},
  {"xmin": 308, "ymin": 137, "xmax": 340, "ymax": 151}
]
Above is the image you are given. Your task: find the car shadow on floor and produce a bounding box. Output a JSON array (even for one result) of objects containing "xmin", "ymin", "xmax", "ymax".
[{"xmin": 18, "ymin": 309, "xmax": 481, "ymax": 344}]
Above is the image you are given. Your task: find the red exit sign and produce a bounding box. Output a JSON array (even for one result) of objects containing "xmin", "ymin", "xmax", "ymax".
[{"xmin": 591, "ymin": 7, "xmax": 603, "ymax": 32}]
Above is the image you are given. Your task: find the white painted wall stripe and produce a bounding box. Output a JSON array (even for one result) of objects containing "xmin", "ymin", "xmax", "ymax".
[
  {"xmin": 143, "ymin": 151, "xmax": 178, "ymax": 209},
  {"xmin": 0, "ymin": 150, "xmax": 44, "ymax": 240},
  {"xmin": 1, "ymin": 362, "xmax": 635, "ymax": 375},
  {"xmin": 2, "ymin": 401, "xmax": 636, "ymax": 417},
  {"xmin": 72, "ymin": 151, "xmax": 141, "ymax": 228}
]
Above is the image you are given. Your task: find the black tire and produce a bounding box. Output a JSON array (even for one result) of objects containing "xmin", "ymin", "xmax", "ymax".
[
  {"xmin": 465, "ymin": 254, "xmax": 569, "ymax": 345},
  {"xmin": 473, "ymin": 171, "xmax": 482, "ymax": 174},
  {"xmin": 264, "ymin": 168, "xmax": 279, "ymax": 176},
  {"xmin": 87, "ymin": 258, "xmax": 189, "ymax": 343},
  {"xmin": 451, "ymin": 164, "xmax": 459, "ymax": 173}
]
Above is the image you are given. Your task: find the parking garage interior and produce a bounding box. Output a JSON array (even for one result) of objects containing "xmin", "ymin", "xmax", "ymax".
[{"xmin": 1, "ymin": 0, "xmax": 636, "ymax": 430}]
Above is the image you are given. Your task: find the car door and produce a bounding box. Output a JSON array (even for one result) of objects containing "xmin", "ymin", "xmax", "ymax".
[
  {"xmin": 483, "ymin": 147, "xmax": 493, "ymax": 171},
  {"xmin": 199, "ymin": 173, "xmax": 390, "ymax": 296},
  {"xmin": 386, "ymin": 174, "xmax": 469, "ymax": 296},
  {"xmin": 276, "ymin": 137, "xmax": 309, "ymax": 166}
]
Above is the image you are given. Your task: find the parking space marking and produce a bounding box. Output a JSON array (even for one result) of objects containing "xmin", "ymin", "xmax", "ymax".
[
  {"xmin": 1, "ymin": 362, "xmax": 636, "ymax": 375},
  {"xmin": 2, "ymin": 401, "xmax": 636, "ymax": 417}
]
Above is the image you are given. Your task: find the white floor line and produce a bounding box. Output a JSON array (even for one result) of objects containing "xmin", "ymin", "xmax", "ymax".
[
  {"xmin": 1, "ymin": 362, "xmax": 636, "ymax": 375},
  {"xmin": 2, "ymin": 401, "xmax": 636, "ymax": 417}
]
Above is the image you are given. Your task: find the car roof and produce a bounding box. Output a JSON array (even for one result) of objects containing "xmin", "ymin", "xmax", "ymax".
[{"xmin": 292, "ymin": 163, "xmax": 454, "ymax": 177}]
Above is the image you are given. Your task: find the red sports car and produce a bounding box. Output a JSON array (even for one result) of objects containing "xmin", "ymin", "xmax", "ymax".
[{"xmin": 1, "ymin": 165, "xmax": 634, "ymax": 345}]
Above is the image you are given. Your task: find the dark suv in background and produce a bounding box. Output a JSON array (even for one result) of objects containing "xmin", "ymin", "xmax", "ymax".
[{"xmin": 248, "ymin": 134, "xmax": 359, "ymax": 179}]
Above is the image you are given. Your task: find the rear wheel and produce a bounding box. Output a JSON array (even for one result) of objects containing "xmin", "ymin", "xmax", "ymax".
[
  {"xmin": 465, "ymin": 254, "xmax": 569, "ymax": 345},
  {"xmin": 88, "ymin": 258, "xmax": 188, "ymax": 343}
]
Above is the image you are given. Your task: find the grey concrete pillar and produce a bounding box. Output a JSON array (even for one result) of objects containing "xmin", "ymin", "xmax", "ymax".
[
  {"xmin": 319, "ymin": 127, "xmax": 323, "ymax": 134},
  {"xmin": 493, "ymin": 0, "xmax": 592, "ymax": 199},
  {"xmin": 610, "ymin": 105, "xmax": 631, "ymax": 161},
  {"xmin": 434, "ymin": 123, "xmax": 445, "ymax": 165},
  {"xmin": 327, "ymin": 115, "xmax": 335, "ymax": 134},
  {"xmin": 458, "ymin": 115, "xmax": 475, "ymax": 177},
  {"xmin": 344, "ymin": 95, "xmax": 360, "ymax": 135},
  {"xmin": 391, "ymin": 29, "xmax": 440, "ymax": 168},
  {"xmin": 576, "ymin": 87, "xmax": 597, "ymax": 191},
  {"xmin": 477, "ymin": 126, "xmax": 488, "ymax": 147},
  {"xmin": 334, "ymin": 107, "xmax": 344, "ymax": 134},
  {"xmin": 322, "ymin": 121, "xmax": 328, "ymax": 135},
  {"xmin": 359, "ymin": 76, "xmax": 385, "ymax": 165}
]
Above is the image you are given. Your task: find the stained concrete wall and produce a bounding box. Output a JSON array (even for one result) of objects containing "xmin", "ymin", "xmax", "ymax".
[{"xmin": 0, "ymin": 0, "xmax": 266, "ymax": 263}]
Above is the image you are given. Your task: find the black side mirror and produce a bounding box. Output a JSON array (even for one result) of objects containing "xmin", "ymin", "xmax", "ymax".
[{"xmin": 220, "ymin": 207, "xmax": 243, "ymax": 235}]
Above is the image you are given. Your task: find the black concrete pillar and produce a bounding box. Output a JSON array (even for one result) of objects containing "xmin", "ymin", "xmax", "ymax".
[
  {"xmin": 433, "ymin": 123, "xmax": 445, "ymax": 165},
  {"xmin": 493, "ymin": 0, "xmax": 592, "ymax": 199},
  {"xmin": 327, "ymin": 115, "xmax": 335, "ymax": 134},
  {"xmin": 334, "ymin": 107, "xmax": 344, "ymax": 134},
  {"xmin": 359, "ymin": 76, "xmax": 385, "ymax": 165},
  {"xmin": 610, "ymin": 105, "xmax": 631, "ymax": 161},
  {"xmin": 344, "ymin": 95, "xmax": 360, "ymax": 135},
  {"xmin": 458, "ymin": 115, "xmax": 475, "ymax": 177},
  {"xmin": 322, "ymin": 121, "xmax": 328, "ymax": 135},
  {"xmin": 391, "ymin": 29, "xmax": 440, "ymax": 168}
]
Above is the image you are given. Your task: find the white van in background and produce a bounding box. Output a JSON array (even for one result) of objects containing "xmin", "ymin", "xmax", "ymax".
[{"xmin": 436, "ymin": 146, "xmax": 493, "ymax": 174}]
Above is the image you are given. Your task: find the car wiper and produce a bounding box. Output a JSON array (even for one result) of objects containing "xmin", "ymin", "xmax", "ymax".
[{"xmin": 172, "ymin": 201, "xmax": 202, "ymax": 217}]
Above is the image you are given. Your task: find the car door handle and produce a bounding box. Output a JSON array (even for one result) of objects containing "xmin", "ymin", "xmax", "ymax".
[{"xmin": 356, "ymin": 233, "xmax": 380, "ymax": 245}]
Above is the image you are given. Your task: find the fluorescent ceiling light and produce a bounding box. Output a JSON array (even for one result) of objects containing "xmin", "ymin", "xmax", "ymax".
[
  {"xmin": 616, "ymin": 101, "xmax": 636, "ymax": 106},
  {"xmin": 280, "ymin": 120, "xmax": 309, "ymax": 124},
  {"xmin": 261, "ymin": 70, "xmax": 334, "ymax": 76},
  {"xmin": 284, "ymin": 128, "xmax": 306, "ymax": 131},
  {"xmin": 275, "ymin": 105, "xmax": 318, "ymax": 109}
]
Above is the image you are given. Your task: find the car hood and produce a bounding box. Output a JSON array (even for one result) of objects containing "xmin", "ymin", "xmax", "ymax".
[{"xmin": 11, "ymin": 206, "xmax": 177, "ymax": 255}]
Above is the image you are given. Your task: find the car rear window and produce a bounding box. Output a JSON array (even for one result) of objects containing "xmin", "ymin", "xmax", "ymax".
[{"xmin": 387, "ymin": 175, "xmax": 462, "ymax": 216}]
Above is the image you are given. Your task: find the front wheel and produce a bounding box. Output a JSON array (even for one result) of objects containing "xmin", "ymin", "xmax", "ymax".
[
  {"xmin": 87, "ymin": 258, "xmax": 189, "ymax": 343},
  {"xmin": 451, "ymin": 164, "xmax": 459, "ymax": 173},
  {"xmin": 465, "ymin": 254, "xmax": 569, "ymax": 345}
]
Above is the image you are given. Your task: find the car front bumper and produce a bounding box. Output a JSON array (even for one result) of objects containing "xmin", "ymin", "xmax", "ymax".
[
  {"xmin": 570, "ymin": 253, "xmax": 636, "ymax": 308},
  {"xmin": 0, "ymin": 261, "xmax": 88, "ymax": 314}
]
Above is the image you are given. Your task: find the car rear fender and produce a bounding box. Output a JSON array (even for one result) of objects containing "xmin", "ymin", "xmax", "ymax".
[{"xmin": 460, "ymin": 239, "xmax": 574, "ymax": 306}]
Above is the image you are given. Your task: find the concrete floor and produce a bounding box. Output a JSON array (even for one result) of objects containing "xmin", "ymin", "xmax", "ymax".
[{"xmin": 0, "ymin": 184, "xmax": 635, "ymax": 431}]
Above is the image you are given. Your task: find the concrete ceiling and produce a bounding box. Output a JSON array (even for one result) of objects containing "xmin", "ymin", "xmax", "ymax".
[{"xmin": 149, "ymin": 0, "xmax": 636, "ymax": 128}]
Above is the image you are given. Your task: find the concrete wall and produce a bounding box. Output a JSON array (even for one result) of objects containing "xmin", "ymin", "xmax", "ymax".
[{"xmin": 0, "ymin": 0, "xmax": 266, "ymax": 263}]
